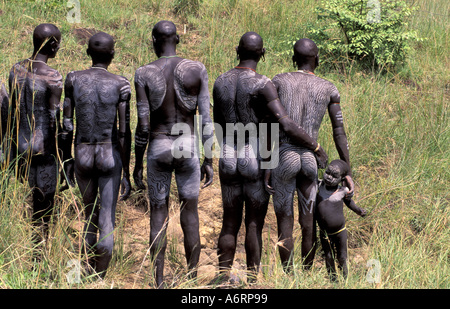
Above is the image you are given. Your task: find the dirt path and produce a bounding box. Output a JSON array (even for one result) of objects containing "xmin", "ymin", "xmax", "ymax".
[{"xmin": 114, "ymin": 168, "xmax": 280, "ymax": 288}]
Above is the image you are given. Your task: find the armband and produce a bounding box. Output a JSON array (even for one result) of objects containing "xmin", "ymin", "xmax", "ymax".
[
  {"xmin": 314, "ymin": 143, "xmax": 321, "ymax": 153},
  {"xmin": 277, "ymin": 115, "xmax": 288, "ymax": 121}
]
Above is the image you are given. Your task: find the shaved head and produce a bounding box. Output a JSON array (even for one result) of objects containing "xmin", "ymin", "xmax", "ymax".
[
  {"xmin": 294, "ymin": 38, "xmax": 318, "ymax": 58},
  {"xmin": 87, "ymin": 32, "xmax": 115, "ymax": 62},
  {"xmin": 151, "ymin": 20, "xmax": 180, "ymax": 57},
  {"xmin": 293, "ymin": 38, "xmax": 319, "ymax": 69},
  {"xmin": 32, "ymin": 23, "xmax": 61, "ymax": 56},
  {"xmin": 152, "ymin": 20, "xmax": 178, "ymax": 42},
  {"xmin": 237, "ymin": 32, "xmax": 265, "ymax": 61}
]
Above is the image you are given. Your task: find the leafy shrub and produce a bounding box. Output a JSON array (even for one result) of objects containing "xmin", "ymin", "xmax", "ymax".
[{"xmin": 308, "ymin": 0, "xmax": 422, "ymax": 71}]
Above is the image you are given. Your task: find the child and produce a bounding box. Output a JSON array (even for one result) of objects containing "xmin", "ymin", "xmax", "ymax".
[{"xmin": 316, "ymin": 159, "xmax": 367, "ymax": 280}]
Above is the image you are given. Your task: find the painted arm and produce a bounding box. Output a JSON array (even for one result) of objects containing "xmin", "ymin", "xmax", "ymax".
[
  {"xmin": 48, "ymin": 78, "xmax": 62, "ymax": 137},
  {"xmin": 60, "ymin": 74, "xmax": 75, "ymax": 189},
  {"xmin": 197, "ymin": 65, "xmax": 214, "ymax": 189},
  {"xmin": 328, "ymin": 101, "xmax": 350, "ymax": 172},
  {"xmin": 133, "ymin": 78, "xmax": 150, "ymax": 191},
  {"xmin": 118, "ymin": 81, "xmax": 132, "ymax": 200},
  {"xmin": 212, "ymin": 85, "xmax": 225, "ymax": 146},
  {"xmin": 328, "ymin": 91, "xmax": 353, "ymax": 196}
]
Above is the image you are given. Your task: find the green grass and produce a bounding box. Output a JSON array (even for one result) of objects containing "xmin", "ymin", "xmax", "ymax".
[{"xmin": 0, "ymin": 0, "xmax": 448, "ymax": 288}]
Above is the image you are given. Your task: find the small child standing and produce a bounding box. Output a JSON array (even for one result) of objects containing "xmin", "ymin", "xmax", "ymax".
[{"xmin": 316, "ymin": 160, "xmax": 367, "ymax": 281}]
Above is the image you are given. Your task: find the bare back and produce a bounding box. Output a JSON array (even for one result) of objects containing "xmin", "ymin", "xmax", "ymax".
[
  {"xmin": 9, "ymin": 60, "xmax": 62, "ymax": 155},
  {"xmin": 273, "ymin": 71, "xmax": 339, "ymax": 143},
  {"xmin": 65, "ymin": 67, "xmax": 130, "ymax": 145},
  {"xmin": 213, "ymin": 68, "xmax": 272, "ymax": 180},
  {"xmin": 213, "ymin": 68, "xmax": 271, "ymax": 128},
  {"xmin": 135, "ymin": 57, "xmax": 209, "ymax": 136}
]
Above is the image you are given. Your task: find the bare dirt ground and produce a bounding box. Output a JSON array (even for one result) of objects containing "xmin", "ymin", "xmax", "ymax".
[{"xmin": 114, "ymin": 164, "xmax": 281, "ymax": 289}]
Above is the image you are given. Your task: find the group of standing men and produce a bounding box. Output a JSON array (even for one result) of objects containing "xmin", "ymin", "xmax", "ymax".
[{"xmin": 0, "ymin": 20, "xmax": 353, "ymax": 287}]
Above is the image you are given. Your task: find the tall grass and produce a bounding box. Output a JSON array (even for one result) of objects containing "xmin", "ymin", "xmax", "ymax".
[{"xmin": 0, "ymin": 0, "xmax": 448, "ymax": 288}]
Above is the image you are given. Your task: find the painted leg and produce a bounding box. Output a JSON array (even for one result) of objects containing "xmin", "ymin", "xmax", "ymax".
[
  {"xmin": 30, "ymin": 156, "xmax": 57, "ymax": 241},
  {"xmin": 147, "ymin": 141, "xmax": 173, "ymax": 288},
  {"xmin": 296, "ymin": 151, "xmax": 318, "ymax": 269},
  {"xmin": 217, "ymin": 179, "xmax": 243, "ymax": 274},
  {"xmin": 95, "ymin": 166, "xmax": 121, "ymax": 277},
  {"xmin": 272, "ymin": 145, "xmax": 301, "ymax": 272},
  {"xmin": 175, "ymin": 156, "xmax": 201, "ymax": 280},
  {"xmin": 243, "ymin": 178, "xmax": 269, "ymax": 281},
  {"xmin": 75, "ymin": 145, "xmax": 99, "ymax": 272}
]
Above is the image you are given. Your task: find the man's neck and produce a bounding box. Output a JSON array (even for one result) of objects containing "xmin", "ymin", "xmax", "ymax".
[
  {"xmin": 156, "ymin": 44, "xmax": 177, "ymax": 59},
  {"xmin": 236, "ymin": 59, "xmax": 258, "ymax": 71},
  {"xmin": 91, "ymin": 62, "xmax": 109, "ymax": 70},
  {"xmin": 297, "ymin": 64, "xmax": 315, "ymax": 74},
  {"xmin": 30, "ymin": 53, "xmax": 49, "ymax": 64}
]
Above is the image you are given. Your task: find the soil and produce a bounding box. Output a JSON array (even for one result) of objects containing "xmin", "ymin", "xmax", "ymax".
[{"xmin": 115, "ymin": 165, "xmax": 280, "ymax": 288}]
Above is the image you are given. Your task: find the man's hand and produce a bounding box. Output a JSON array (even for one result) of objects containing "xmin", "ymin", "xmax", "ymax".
[
  {"xmin": 133, "ymin": 166, "xmax": 146, "ymax": 191},
  {"xmin": 343, "ymin": 175, "xmax": 354, "ymax": 198},
  {"xmin": 264, "ymin": 169, "xmax": 275, "ymax": 195},
  {"xmin": 314, "ymin": 145, "xmax": 328, "ymax": 169},
  {"xmin": 60, "ymin": 158, "xmax": 75, "ymax": 191},
  {"xmin": 200, "ymin": 160, "xmax": 213, "ymax": 189},
  {"xmin": 120, "ymin": 177, "xmax": 131, "ymax": 201}
]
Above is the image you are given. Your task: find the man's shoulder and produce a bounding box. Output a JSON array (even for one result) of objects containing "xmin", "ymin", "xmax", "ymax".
[
  {"xmin": 111, "ymin": 72, "xmax": 130, "ymax": 86},
  {"xmin": 135, "ymin": 63, "xmax": 164, "ymax": 86},
  {"xmin": 135, "ymin": 62, "xmax": 160, "ymax": 76},
  {"xmin": 174, "ymin": 59, "xmax": 207, "ymax": 80},
  {"xmin": 272, "ymin": 71, "xmax": 291, "ymax": 79},
  {"xmin": 67, "ymin": 69, "xmax": 129, "ymax": 86},
  {"xmin": 177, "ymin": 58, "xmax": 206, "ymax": 68},
  {"xmin": 214, "ymin": 69, "xmax": 237, "ymax": 88},
  {"xmin": 273, "ymin": 71, "xmax": 338, "ymax": 89},
  {"xmin": 314, "ymin": 74, "xmax": 338, "ymax": 88}
]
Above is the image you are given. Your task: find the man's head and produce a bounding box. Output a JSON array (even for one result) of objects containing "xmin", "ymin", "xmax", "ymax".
[
  {"xmin": 33, "ymin": 23, "xmax": 61, "ymax": 58},
  {"xmin": 152, "ymin": 20, "xmax": 179, "ymax": 56},
  {"xmin": 236, "ymin": 32, "xmax": 265, "ymax": 62},
  {"xmin": 293, "ymin": 38, "xmax": 319, "ymax": 69},
  {"xmin": 87, "ymin": 32, "xmax": 115, "ymax": 64}
]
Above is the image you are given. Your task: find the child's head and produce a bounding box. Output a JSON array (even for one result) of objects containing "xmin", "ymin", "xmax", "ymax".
[{"xmin": 323, "ymin": 159, "xmax": 350, "ymax": 187}]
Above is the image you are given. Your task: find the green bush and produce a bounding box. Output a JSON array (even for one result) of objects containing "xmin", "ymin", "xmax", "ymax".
[{"xmin": 308, "ymin": 0, "xmax": 422, "ymax": 71}]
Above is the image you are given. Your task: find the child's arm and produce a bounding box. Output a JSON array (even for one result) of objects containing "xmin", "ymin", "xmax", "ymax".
[{"xmin": 344, "ymin": 197, "xmax": 367, "ymax": 217}]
